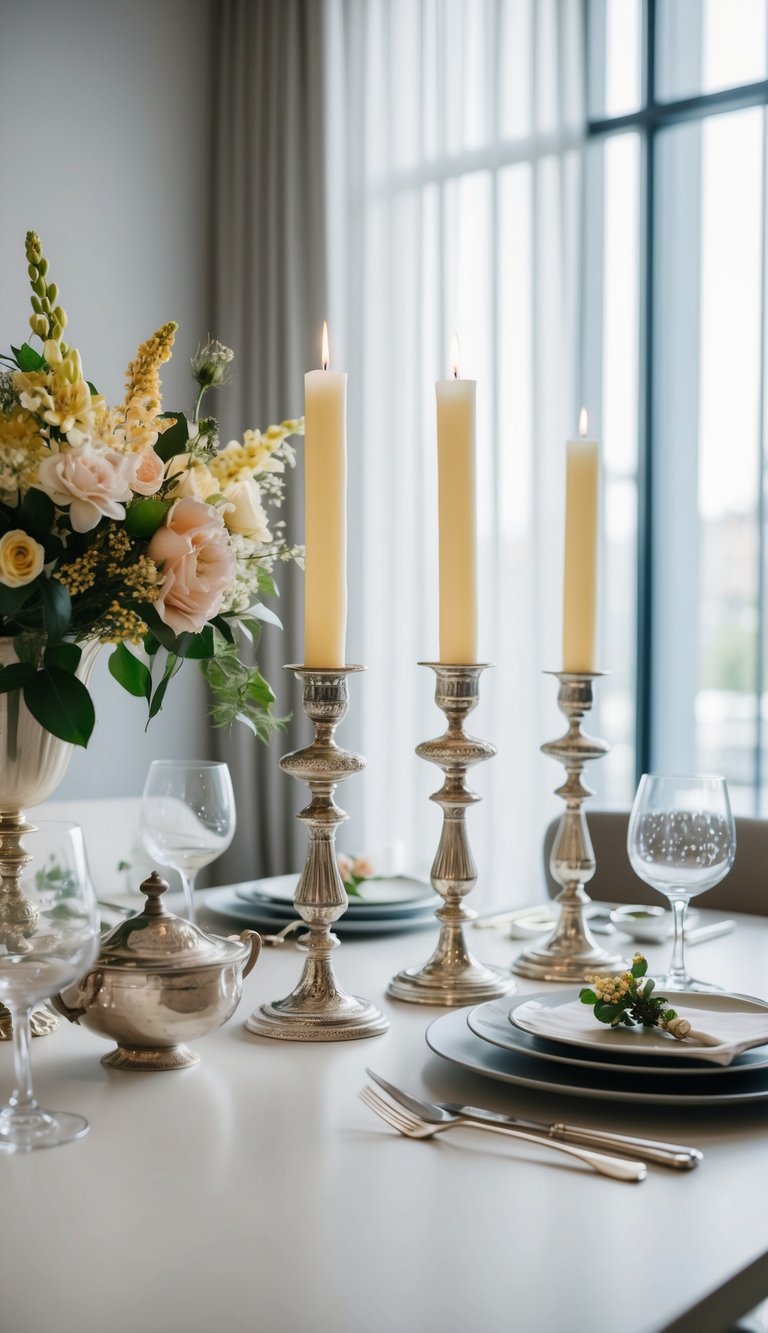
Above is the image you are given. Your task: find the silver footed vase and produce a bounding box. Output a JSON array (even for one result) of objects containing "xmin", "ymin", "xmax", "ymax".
[{"xmin": 0, "ymin": 638, "xmax": 101, "ymax": 1039}]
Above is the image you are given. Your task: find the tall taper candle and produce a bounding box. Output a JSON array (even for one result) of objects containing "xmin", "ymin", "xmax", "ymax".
[
  {"xmin": 436, "ymin": 336, "xmax": 478, "ymax": 664},
  {"xmin": 562, "ymin": 408, "xmax": 599, "ymax": 672},
  {"xmin": 304, "ymin": 322, "xmax": 347, "ymax": 668}
]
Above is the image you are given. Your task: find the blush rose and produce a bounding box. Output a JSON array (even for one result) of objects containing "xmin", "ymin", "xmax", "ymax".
[{"xmin": 148, "ymin": 497, "xmax": 234, "ymax": 635}]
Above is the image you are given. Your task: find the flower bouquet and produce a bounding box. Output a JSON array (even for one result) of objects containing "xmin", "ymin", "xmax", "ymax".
[{"xmin": 0, "ymin": 231, "xmax": 303, "ymax": 747}]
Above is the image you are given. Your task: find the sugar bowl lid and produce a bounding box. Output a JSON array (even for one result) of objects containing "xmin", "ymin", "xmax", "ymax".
[{"xmin": 99, "ymin": 872, "xmax": 246, "ymax": 969}]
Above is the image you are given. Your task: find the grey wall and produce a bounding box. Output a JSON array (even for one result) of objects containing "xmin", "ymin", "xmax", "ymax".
[{"xmin": 0, "ymin": 0, "xmax": 214, "ymax": 797}]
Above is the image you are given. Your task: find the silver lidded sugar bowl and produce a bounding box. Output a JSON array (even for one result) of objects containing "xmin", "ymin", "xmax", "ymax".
[{"xmin": 52, "ymin": 871, "xmax": 261, "ymax": 1071}]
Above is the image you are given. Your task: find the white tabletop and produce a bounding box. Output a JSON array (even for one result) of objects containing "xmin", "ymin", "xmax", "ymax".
[{"xmin": 3, "ymin": 903, "xmax": 768, "ymax": 1333}]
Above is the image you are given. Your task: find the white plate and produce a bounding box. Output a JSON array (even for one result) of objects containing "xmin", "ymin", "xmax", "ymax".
[
  {"xmin": 234, "ymin": 873, "xmax": 436, "ymax": 913},
  {"xmin": 509, "ymin": 989, "xmax": 768, "ymax": 1061},
  {"xmin": 425, "ymin": 1008, "xmax": 768, "ymax": 1105},
  {"xmin": 468, "ymin": 997, "xmax": 768, "ymax": 1078},
  {"xmin": 204, "ymin": 887, "xmax": 439, "ymax": 935}
]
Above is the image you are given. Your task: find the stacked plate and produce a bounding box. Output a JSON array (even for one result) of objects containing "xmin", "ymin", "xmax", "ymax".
[
  {"xmin": 426, "ymin": 988, "xmax": 768, "ymax": 1106},
  {"xmin": 205, "ymin": 873, "xmax": 440, "ymax": 935}
]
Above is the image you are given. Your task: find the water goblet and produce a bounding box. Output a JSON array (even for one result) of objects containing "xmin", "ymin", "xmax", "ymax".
[
  {"xmin": 141, "ymin": 760, "xmax": 236, "ymax": 924},
  {"xmin": 627, "ymin": 774, "xmax": 735, "ymax": 992},
  {"xmin": 0, "ymin": 821, "xmax": 99, "ymax": 1152}
]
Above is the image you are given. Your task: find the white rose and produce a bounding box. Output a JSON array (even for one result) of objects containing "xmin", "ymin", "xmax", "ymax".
[
  {"xmin": 36, "ymin": 444, "xmax": 135, "ymax": 533},
  {"xmin": 222, "ymin": 478, "xmax": 271, "ymax": 542},
  {"xmin": 166, "ymin": 455, "xmax": 219, "ymax": 501}
]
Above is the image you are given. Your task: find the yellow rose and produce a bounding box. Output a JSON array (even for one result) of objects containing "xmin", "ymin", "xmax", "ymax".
[
  {"xmin": 222, "ymin": 477, "xmax": 271, "ymax": 541},
  {"xmin": 166, "ymin": 455, "xmax": 220, "ymax": 500},
  {"xmin": 0, "ymin": 530, "xmax": 45, "ymax": 587}
]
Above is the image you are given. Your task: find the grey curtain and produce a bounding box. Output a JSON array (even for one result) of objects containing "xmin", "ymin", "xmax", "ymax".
[{"xmin": 209, "ymin": 0, "xmax": 327, "ymax": 881}]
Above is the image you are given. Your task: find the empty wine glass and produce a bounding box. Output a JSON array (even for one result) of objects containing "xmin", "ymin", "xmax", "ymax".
[
  {"xmin": 141, "ymin": 760, "xmax": 236, "ymax": 924},
  {"xmin": 627, "ymin": 774, "xmax": 736, "ymax": 992},
  {"xmin": 0, "ymin": 821, "xmax": 99, "ymax": 1152}
]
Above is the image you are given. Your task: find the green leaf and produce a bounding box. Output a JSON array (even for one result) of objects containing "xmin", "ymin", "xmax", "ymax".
[
  {"xmin": 23, "ymin": 667, "xmax": 95, "ymax": 746},
  {"xmin": 109, "ymin": 643, "xmax": 151, "ymax": 700},
  {"xmin": 12, "ymin": 342, "xmax": 46, "ymax": 372},
  {"xmin": 87, "ymin": 381, "xmax": 99, "ymax": 397},
  {"xmin": 148, "ymin": 652, "xmax": 181, "ymax": 722},
  {"xmin": 642, "ymin": 977, "xmax": 655, "ymax": 999},
  {"xmin": 210, "ymin": 615, "xmax": 235, "ymax": 645},
  {"xmin": 594, "ymin": 1001, "xmax": 623, "ymax": 1024},
  {"xmin": 631, "ymin": 956, "xmax": 648, "ymax": 978},
  {"xmin": 0, "ymin": 580, "xmax": 38, "ymax": 617},
  {"xmin": 19, "ymin": 488, "xmax": 55, "ymax": 542},
  {"xmin": 579, "ymin": 988, "xmax": 597, "ymax": 1005},
  {"xmin": 125, "ymin": 498, "xmax": 170, "ymax": 541},
  {"xmin": 0, "ymin": 663, "xmax": 34, "ymax": 693},
  {"xmin": 245, "ymin": 670, "xmax": 276, "ymax": 709},
  {"xmin": 154, "ymin": 414, "xmax": 189, "ymax": 462},
  {"xmin": 140, "ymin": 604, "xmax": 181, "ymax": 652},
  {"xmin": 241, "ymin": 605, "xmax": 282, "ymax": 633},
  {"xmin": 44, "ymin": 642, "xmax": 81, "ymax": 674},
  {"xmin": 143, "ymin": 631, "xmax": 160, "ymax": 656},
  {"xmin": 39, "ymin": 577, "xmax": 71, "ymax": 641},
  {"xmin": 180, "ymin": 626, "xmax": 215, "ymax": 660}
]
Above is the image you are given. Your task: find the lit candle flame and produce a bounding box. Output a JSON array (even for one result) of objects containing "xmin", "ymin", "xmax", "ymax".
[
  {"xmin": 321, "ymin": 321, "xmax": 330, "ymax": 371},
  {"xmin": 578, "ymin": 407, "xmax": 588, "ymax": 437},
  {"xmin": 449, "ymin": 333, "xmax": 461, "ymax": 379}
]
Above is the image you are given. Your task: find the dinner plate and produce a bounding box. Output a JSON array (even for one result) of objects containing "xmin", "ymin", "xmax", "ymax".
[
  {"xmin": 204, "ymin": 887, "xmax": 439, "ymax": 935},
  {"xmin": 468, "ymin": 997, "xmax": 768, "ymax": 1078},
  {"xmin": 508, "ymin": 989, "xmax": 768, "ymax": 1062},
  {"xmin": 426, "ymin": 1007, "xmax": 768, "ymax": 1105},
  {"xmin": 234, "ymin": 873, "xmax": 438, "ymax": 919}
]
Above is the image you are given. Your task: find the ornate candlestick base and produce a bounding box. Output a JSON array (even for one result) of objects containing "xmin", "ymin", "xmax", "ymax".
[
  {"xmin": 388, "ymin": 664, "xmax": 514, "ymax": 1006},
  {"xmin": 0, "ymin": 812, "xmax": 58, "ymax": 1040},
  {"xmin": 246, "ymin": 667, "xmax": 388, "ymax": 1042},
  {"xmin": 513, "ymin": 672, "xmax": 623, "ymax": 983}
]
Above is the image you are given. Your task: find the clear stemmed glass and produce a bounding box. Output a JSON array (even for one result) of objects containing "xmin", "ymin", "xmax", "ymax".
[
  {"xmin": 141, "ymin": 760, "xmax": 236, "ymax": 924},
  {"xmin": 627, "ymin": 774, "xmax": 736, "ymax": 992},
  {"xmin": 0, "ymin": 821, "xmax": 99, "ymax": 1152}
]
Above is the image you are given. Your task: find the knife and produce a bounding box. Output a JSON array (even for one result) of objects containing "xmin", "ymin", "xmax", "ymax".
[{"xmin": 366, "ymin": 1068, "xmax": 702, "ymax": 1170}]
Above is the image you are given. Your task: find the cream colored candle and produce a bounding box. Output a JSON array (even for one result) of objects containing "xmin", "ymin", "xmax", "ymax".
[
  {"xmin": 304, "ymin": 322, "xmax": 347, "ymax": 668},
  {"xmin": 562, "ymin": 408, "xmax": 599, "ymax": 672},
  {"xmin": 436, "ymin": 337, "xmax": 478, "ymax": 664}
]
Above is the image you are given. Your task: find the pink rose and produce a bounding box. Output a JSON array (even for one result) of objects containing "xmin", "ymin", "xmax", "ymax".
[
  {"xmin": 149, "ymin": 497, "xmax": 234, "ymax": 635},
  {"xmin": 130, "ymin": 448, "xmax": 165, "ymax": 496},
  {"xmin": 36, "ymin": 443, "xmax": 135, "ymax": 533}
]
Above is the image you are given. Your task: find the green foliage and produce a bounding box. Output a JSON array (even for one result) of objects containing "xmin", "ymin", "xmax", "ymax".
[
  {"xmin": 153, "ymin": 414, "xmax": 189, "ymax": 462},
  {"xmin": 125, "ymin": 498, "xmax": 171, "ymax": 540},
  {"xmin": 579, "ymin": 953, "xmax": 678, "ymax": 1032},
  {"xmin": 23, "ymin": 666, "xmax": 95, "ymax": 746},
  {"xmin": 109, "ymin": 643, "xmax": 151, "ymax": 700},
  {"xmin": 202, "ymin": 633, "xmax": 287, "ymax": 742}
]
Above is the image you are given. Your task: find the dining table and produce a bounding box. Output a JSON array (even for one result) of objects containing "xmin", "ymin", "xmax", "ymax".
[{"xmin": 2, "ymin": 896, "xmax": 768, "ymax": 1333}]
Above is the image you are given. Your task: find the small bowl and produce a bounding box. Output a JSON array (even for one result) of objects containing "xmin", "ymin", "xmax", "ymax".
[{"xmin": 609, "ymin": 903, "xmax": 700, "ymax": 943}]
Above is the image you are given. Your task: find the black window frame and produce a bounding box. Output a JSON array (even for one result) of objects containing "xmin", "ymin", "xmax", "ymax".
[{"xmin": 587, "ymin": 0, "xmax": 768, "ymax": 784}]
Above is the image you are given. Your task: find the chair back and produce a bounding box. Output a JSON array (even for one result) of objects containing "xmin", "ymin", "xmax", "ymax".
[{"xmin": 543, "ymin": 810, "xmax": 768, "ymax": 914}]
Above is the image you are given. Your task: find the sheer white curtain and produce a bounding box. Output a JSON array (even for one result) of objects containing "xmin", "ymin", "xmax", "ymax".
[{"xmin": 325, "ymin": 0, "xmax": 587, "ymax": 902}]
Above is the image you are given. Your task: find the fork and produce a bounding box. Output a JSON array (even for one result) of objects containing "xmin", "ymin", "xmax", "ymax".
[{"xmin": 358, "ymin": 1086, "xmax": 646, "ymax": 1182}]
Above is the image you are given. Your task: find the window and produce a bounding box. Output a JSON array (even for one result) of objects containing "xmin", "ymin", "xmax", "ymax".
[{"xmin": 587, "ymin": 0, "xmax": 768, "ymax": 814}]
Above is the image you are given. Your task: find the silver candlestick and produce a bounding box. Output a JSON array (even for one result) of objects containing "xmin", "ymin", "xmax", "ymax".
[
  {"xmin": 513, "ymin": 671, "xmax": 622, "ymax": 982},
  {"xmin": 388, "ymin": 663, "xmax": 514, "ymax": 1005},
  {"xmin": 246, "ymin": 666, "xmax": 388, "ymax": 1041}
]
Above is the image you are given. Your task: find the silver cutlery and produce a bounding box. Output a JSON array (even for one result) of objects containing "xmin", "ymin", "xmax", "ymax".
[
  {"xmin": 358, "ymin": 1086, "xmax": 645, "ymax": 1182},
  {"xmin": 365, "ymin": 1068, "xmax": 702, "ymax": 1170}
]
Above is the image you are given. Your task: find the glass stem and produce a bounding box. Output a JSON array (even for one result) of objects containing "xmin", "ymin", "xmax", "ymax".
[
  {"xmin": 669, "ymin": 897, "xmax": 689, "ymax": 987},
  {"xmin": 179, "ymin": 871, "xmax": 197, "ymax": 924},
  {"xmin": 8, "ymin": 1005, "xmax": 36, "ymax": 1113}
]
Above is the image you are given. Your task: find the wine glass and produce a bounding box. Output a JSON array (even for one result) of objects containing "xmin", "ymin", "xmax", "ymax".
[
  {"xmin": 627, "ymin": 774, "xmax": 736, "ymax": 992},
  {"xmin": 141, "ymin": 760, "xmax": 236, "ymax": 924},
  {"xmin": 0, "ymin": 821, "xmax": 99, "ymax": 1152}
]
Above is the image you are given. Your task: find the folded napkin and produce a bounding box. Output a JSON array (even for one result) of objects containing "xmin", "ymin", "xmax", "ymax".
[{"xmin": 520, "ymin": 999, "xmax": 768, "ymax": 1066}]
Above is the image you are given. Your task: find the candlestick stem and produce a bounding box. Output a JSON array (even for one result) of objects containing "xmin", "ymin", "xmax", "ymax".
[
  {"xmin": 513, "ymin": 672, "xmax": 622, "ymax": 982},
  {"xmin": 388, "ymin": 664, "xmax": 514, "ymax": 1005},
  {"xmin": 246, "ymin": 667, "xmax": 388, "ymax": 1041}
]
